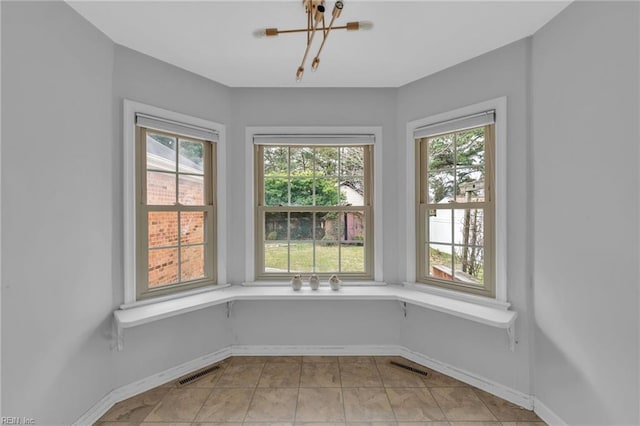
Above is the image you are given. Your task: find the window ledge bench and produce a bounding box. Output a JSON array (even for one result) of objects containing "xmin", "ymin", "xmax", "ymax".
[{"xmin": 113, "ymin": 284, "xmax": 517, "ymax": 351}]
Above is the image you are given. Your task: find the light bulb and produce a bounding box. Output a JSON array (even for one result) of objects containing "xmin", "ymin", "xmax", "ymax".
[
  {"xmin": 332, "ymin": 0, "xmax": 343, "ymax": 18},
  {"xmin": 311, "ymin": 57, "xmax": 320, "ymax": 71},
  {"xmin": 358, "ymin": 21, "xmax": 374, "ymax": 30},
  {"xmin": 314, "ymin": 5, "xmax": 325, "ymax": 24},
  {"xmin": 296, "ymin": 67, "xmax": 304, "ymax": 82},
  {"xmin": 252, "ymin": 28, "xmax": 267, "ymax": 38}
]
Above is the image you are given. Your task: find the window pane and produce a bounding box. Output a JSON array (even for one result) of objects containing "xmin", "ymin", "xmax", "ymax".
[
  {"xmin": 148, "ymin": 248, "xmax": 178, "ymax": 287},
  {"xmin": 264, "ymin": 177, "xmax": 288, "ymax": 206},
  {"xmin": 342, "ymin": 211, "xmax": 365, "ymax": 242},
  {"xmin": 428, "ymin": 134, "xmax": 454, "ymax": 171},
  {"xmin": 258, "ymin": 144, "xmax": 370, "ymax": 278},
  {"xmin": 341, "ymin": 242, "xmax": 364, "ymax": 272},
  {"xmin": 264, "ymin": 146, "xmax": 288, "ymax": 176},
  {"xmin": 428, "ymin": 209, "xmax": 452, "ymax": 244},
  {"xmin": 340, "ymin": 180, "xmax": 364, "ymax": 206},
  {"xmin": 340, "ymin": 146, "xmax": 364, "ymax": 177},
  {"xmin": 147, "ymin": 133, "xmax": 176, "ymax": 172},
  {"xmin": 290, "ymin": 147, "xmax": 314, "ymax": 174},
  {"xmin": 428, "ymin": 170, "xmax": 454, "ymax": 204},
  {"xmin": 148, "ymin": 212, "xmax": 178, "ymax": 248},
  {"xmin": 264, "ymin": 241, "xmax": 288, "ymax": 272},
  {"xmin": 315, "ymin": 147, "xmax": 338, "ymax": 176},
  {"xmin": 290, "ymin": 212, "xmax": 313, "ymax": 240},
  {"xmin": 181, "ymin": 245, "xmax": 205, "ymax": 281},
  {"xmin": 265, "ymin": 212, "xmax": 288, "ymax": 241},
  {"xmin": 428, "ymin": 243, "xmax": 453, "ymax": 281},
  {"xmin": 315, "ymin": 212, "xmax": 341, "ymax": 241},
  {"xmin": 147, "ymin": 171, "xmax": 176, "ymax": 205},
  {"xmin": 290, "ymin": 242, "xmax": 313, "ymax": 272},
  {"xmin": 456, "ymin": 167, "xmax": 485, "ymax": 202},
  {"xmin": 180, "ymin": 211, "xmax": 205, "ymax": 245},
  {"xmin": 315, "ymin": 178, "xmax": 339, "ymax": 206},
  {"xmin": 316, "ymin": 242, "xmax": 339, "ymax": 272},
  {"xmin": 455, "ymin": 127, "xmax": 485, "ymax": 167},
  {"xmin": 454, "ymin": 246, "xmax": 484, "ymax": 285},
  {"xmin": 178, "ymin": 140, "xmax": 204, "ymax": 174},
  {"xmin": 290, "ymin": 177, "xmax": 314, "ymax": 206},
  {"xmin": 178, "ymin": 175, "xmax": 204, "ymax": 205},
  {"xmin": 453, "ymin": 208, "xmax": 484, "ymax": 246}
]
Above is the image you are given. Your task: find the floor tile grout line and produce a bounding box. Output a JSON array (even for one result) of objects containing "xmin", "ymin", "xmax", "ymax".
[
  {"xmin": 292, "ymin": 359, "xmax": 303, "ymax": 424},
  {"xmin": 241, "ymin": 358, "xmax": 265, "ymax": 424},
  {"xmin": 139, "ymin": 382, "xmax": 175, "ymax": 423},
  {"xmin": 190, "ymin": 359, "xmax": 227, "ymax": 422},
  {"xmin": 190, "ymin": 384, "xmax": 217, "ymax": 423},
  {"xmin": 338, "ymin": 357, "xmax": 348, "ymax": 424},
  {"xmin": 424, "ymin": 384, "xmax": 448, "ymax": 423},
  {"xmin": 99, "ymin": 355, "xmax": 543, "ymax": 426},
  {"xmin": 470, "ymin": 386, "xmax": 502, "ymax": 422},
  {"xmin": 376, "ymin": 359, "xmax": 401, "ymax": 424}
]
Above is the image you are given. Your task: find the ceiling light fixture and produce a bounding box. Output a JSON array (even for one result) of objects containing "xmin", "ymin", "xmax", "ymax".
[{"xmin": 253, "ymin": 0, "xmax": 373, "ymax": 82}]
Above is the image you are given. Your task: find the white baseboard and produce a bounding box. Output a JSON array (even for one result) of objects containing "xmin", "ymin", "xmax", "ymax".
[
  {"xmin": 72, "ymin": 347, "xmax": 231, "ymax": 426},
  {"xmin": 74, "ymin": 344, "xmax": 536, "ymax": 425},
  {"xmin": 534, "ymin": 397, "xmax": 567, "ymax": 426},
  {"xmin": 399, "ymin": 347, "xmax": 534, "ymax": 409},
  {"xmin": 230, "ymin": 344, "xmax": 399, "ymax": 356},
  {"xmin": 72, "ymin": 392, "xmax": 116, "ymax": 426}
]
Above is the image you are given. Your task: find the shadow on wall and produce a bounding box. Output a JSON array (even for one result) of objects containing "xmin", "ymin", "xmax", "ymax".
[{"xmin": 534, "ymin": 325, "xmax": 609, "ymax": 424}]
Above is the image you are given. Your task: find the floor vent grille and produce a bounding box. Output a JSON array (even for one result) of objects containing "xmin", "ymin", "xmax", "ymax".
[
  {"xmin": 389, "ymin": 360, "xmax": 429, "ymax": 377},
  {"xmin": 177, "ymin": 364, "xmax": 221, "ymax": 386}
]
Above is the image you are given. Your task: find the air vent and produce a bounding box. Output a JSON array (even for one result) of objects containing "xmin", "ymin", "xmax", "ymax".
[
  {"xmin": 389, "ymin": 360, "xmax": 429, "ymax": 377},
  {"xmin": 176, "ymin": 364, "xmax": 221, "ymax": 387}
]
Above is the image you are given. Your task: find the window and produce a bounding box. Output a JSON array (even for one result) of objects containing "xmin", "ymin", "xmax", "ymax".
[
  {"xmin": 415, "ymin": 111, "xmax": 496, "ymax": 297},
  {"xmin": 134, "ymin": 114, "xmax": 218, "ymax": 300},
  {"xmin": 254, "ymin": 136, "xmax": 374, "ymax": 280}
]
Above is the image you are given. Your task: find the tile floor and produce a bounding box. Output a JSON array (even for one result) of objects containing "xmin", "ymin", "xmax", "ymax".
[{"xmin": 95, "ymin": 356, "xmax": 545, "ymax": 426}]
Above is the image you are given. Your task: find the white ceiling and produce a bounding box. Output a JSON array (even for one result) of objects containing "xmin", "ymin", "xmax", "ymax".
[{"xmin": 67, "ymin": 1, "xmax": 571, "ymax": 88}]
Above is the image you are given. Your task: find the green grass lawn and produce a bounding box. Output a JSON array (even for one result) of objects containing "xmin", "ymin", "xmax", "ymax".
[{"xmin": 265, "ymin": 243, "xmax": 364, "ymax": 273}]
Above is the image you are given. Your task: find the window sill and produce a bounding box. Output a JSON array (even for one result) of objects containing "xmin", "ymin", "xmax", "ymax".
[
  {"xmin": 120, "ymin": 284, "xmax": 232, "ymax": 310},
  {"xmin": 402, "ymin": 282, "xmax": 511, "ymax": 311},
  {"xmin": 113, "ymin": 283, "xmax": 517, "ymax": 351},
  {"xmin": 241, "ymin": 281, "xmax": 387, "ymax": 287}
]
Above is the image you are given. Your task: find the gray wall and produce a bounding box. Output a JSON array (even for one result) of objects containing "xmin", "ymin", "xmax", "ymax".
[
  {"xmin": 2, "ymin": 0, "xmax": 639, "ymax": 424},
  {"xmin": 230, "ymin": 301, "xmax": 401, "ymax": 348},
  {"xmin": 111, "ymin": 45, "xmax": 234, "ymax": 387},
  {"xmin": 397, "ymin": 39, "xmax": 533, "ymax": 395},
  {"xmin": 531, "ymin": 2, "xmax": 639, "ymax": 424},
  {"xmin": 1, "ymin": 1, "xmax": 115, "ymax": 422},
  {"xmin": 229, "ymin": 87, "xmax": 398, "ymax": 283}
]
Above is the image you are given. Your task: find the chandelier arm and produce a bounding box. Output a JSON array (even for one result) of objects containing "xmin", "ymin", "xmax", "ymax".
[
  {"xmin": 307, "ymin": 8, "xmax": 312, "ymax": 44},
  {"xmin": 313, "ymin": 13, "xmax": 338, "ymax": 67},
  {"xmin": 270, "ymin": 24, "xmax": 354, "ymax": 35},
  {"xmin": 298, "ymin": 23, "xmax": 319, "ymax": 73},
  {"xmin": 297, "ymin": 5, "xmax": 325, "ymax": 80}
]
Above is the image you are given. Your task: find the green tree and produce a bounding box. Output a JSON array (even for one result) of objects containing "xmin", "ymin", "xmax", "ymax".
[
  {"xmin": 265, "ymin": 171, "xmax": 343, "ymax": 206},
  {"xmin": 428, "ymin": 127, "xmax": 486, "ymax": 282},
  {"xmin": 427, "ymin": 128, "xmax": 484, "ymax": 204}
]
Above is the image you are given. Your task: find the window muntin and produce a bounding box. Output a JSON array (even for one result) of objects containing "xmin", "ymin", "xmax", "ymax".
[
  {"xmin": 136, "ymin": 127, "xmax": 217, "ymax": 300},
  {"xmin": 417, "ymin": 124, "xmax": 495, "ymax": 297},
  {"xmin": 256, "ymin": 144, "xmax": 373, "ymax": 279}
]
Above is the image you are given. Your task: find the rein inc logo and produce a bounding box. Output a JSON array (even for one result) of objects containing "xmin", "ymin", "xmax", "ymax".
[{"xmin": 1, "ymin": 418, "xmax": 35, "ymax": 425}]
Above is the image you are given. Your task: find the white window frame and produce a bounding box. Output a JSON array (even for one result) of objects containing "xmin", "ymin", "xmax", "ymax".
[
  {"xmin": 245, "ymin": 126, "xmax": 384, "ymax": 283},
  {"xmin": 123, "ymin": 99, "xmax": 227, "ymax": 306},
  {"xmin": 405, "ymin": 97, "xmax": 508, "ymax": 303}
]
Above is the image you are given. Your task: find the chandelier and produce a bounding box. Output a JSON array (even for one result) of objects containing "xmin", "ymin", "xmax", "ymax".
[{"xmin": 254, "ymin": 0, "xmax": 373, "ymax": 81}]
